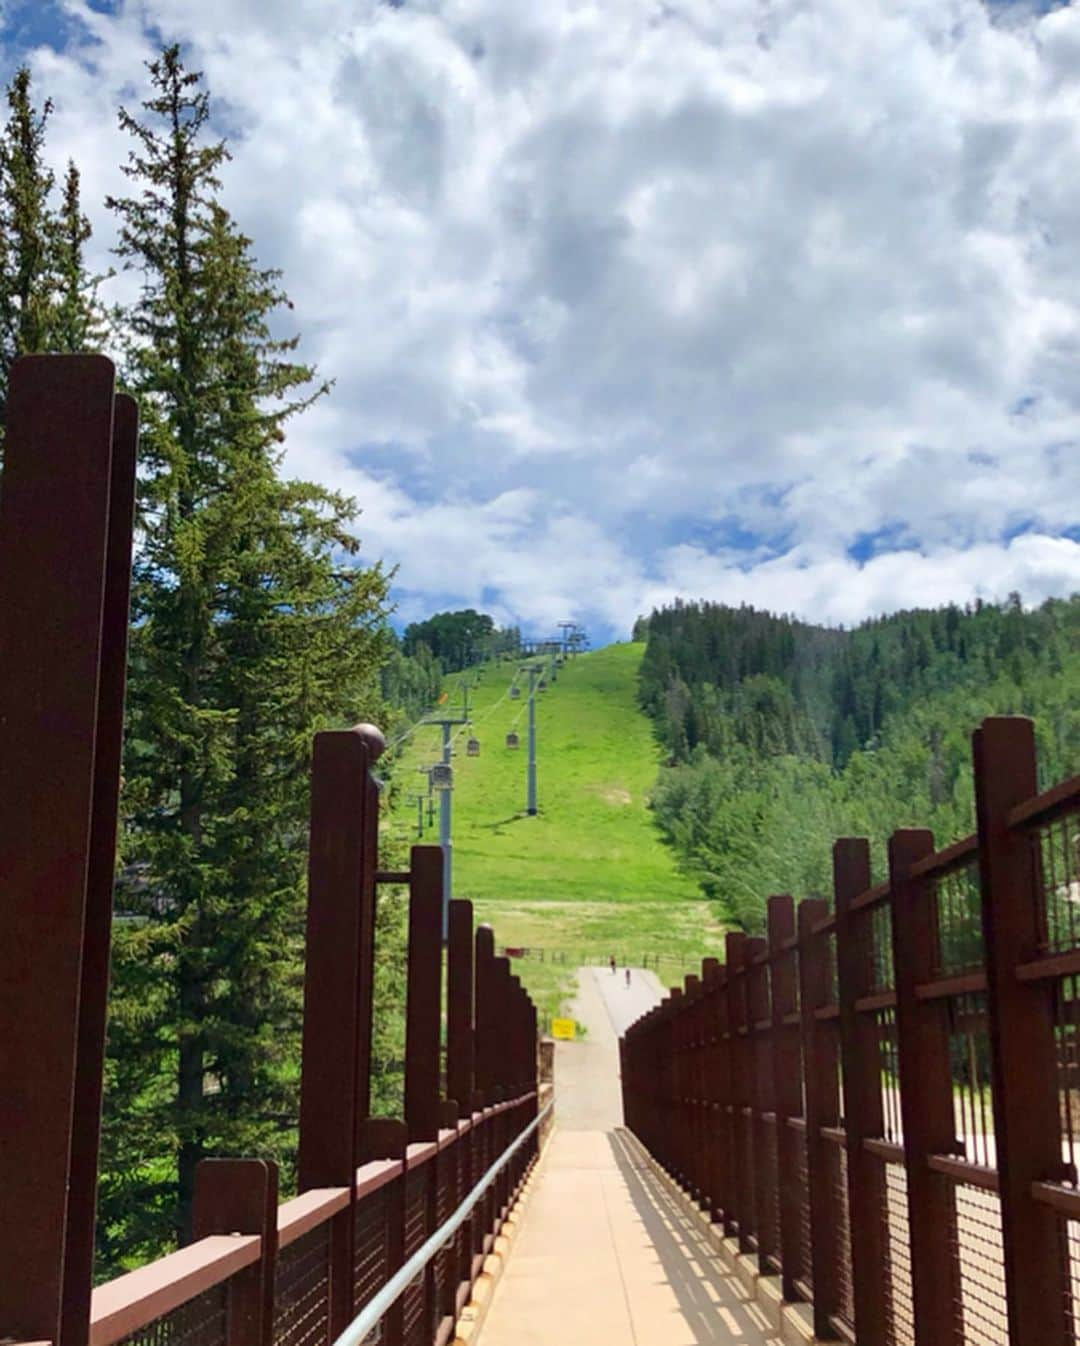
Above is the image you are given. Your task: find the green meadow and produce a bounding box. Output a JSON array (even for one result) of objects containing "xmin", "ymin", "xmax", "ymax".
[{"xmin": 385, "ymin": 643, "xmax": 726, "ymax": 1020}]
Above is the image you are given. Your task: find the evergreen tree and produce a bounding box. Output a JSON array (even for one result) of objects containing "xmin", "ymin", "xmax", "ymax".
[
  {"xmin": 98, "ymin": 46, "xmax": 391, "ymax": 1264},
  {"xmin": 51, "ymin": 161, "xmax": 107, "ymax": 353},
  {"xmin": 0, "ymin": 68, "xmax": 105, "ymax": 459},
  {"xmin": 0, "ymin": 67, "xmax": 55, "ymax": 401}
]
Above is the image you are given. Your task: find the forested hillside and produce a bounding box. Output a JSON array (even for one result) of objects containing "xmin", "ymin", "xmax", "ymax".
[{"xmin": 639, "ymin": 596, "xmax": 1079, "ymax": 931}]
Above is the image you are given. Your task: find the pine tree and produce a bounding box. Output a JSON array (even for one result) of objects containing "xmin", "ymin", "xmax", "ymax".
[
  {"xmin": 51, "ymin": 161, "xmax": 108, "ymax": 353},
  {"xmin": 0, "ymin": 67, "xmax": 55, "ymax": 397},
  {"xmin": 98, "ymin": 46, "xmax": 392, "ymax": 1264},
  {"xmin": 0, "ymin": 69, "xmax": 106, "ymax": 460}
]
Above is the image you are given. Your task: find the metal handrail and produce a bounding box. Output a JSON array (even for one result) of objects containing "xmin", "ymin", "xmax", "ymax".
[{"xmin": 332, "ymin": 1096, "xmax": 554, "ymax": 1346}]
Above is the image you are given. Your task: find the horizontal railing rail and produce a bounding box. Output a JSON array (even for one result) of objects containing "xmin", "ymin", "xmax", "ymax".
[{"xmin": 334, "ymin": 1097, "xmax": 554, "ymax": 1346}]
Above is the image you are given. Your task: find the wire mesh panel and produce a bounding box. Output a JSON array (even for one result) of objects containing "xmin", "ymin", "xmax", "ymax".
[
  {"xmin": 949, "ymin": 992, "xmax": 995, "ymax": 1170},
  {"xmin": 757, "ymin": 1113, "xmax": 780, "ymax": 1267},
  {"xmin": 828, "ymin": 1141, "xmax": 855, "ymax": 1333},
  {"xmin": 931, "ymin": 854, "xmax": 983, "ymax": 977},
  {"xmin": 115, "ymin": 1285, "xmax": 228, "ymax": 1346},
  {"xmin": 791, "ymin": 1120, "xmax": 813, "ymax": 1293},
  {"xmin": 952, "ymin": 1183, "xmax": 1009, "ymax": 1345},
  {"xmin": 401, "ymin": 1166, "xmax": 431, "ymax": 1346},
  {"xmin": 275, "ymin": 1224, "xmax": 332, "ymax": 1346},
  {"xmin": 433, "ymin": 1147, "xmax": 457, "ymax": 1321},
  {"xmin": 881, "ymin": 1160, "xmax": 915, "ymax": 1346},
  {"xmin": 1067, "ymin": 1219, "xmax": 1080, "ymax": 1342},
  {"xmin": 354, "ymin": 1187, "xmax": 389, "ymax": 1311},
  {"xmin": 1034, "ymin": 808, "xmax": 1080, "ymax": 956}
]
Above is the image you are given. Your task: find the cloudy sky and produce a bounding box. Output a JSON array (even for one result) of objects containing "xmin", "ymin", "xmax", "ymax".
[{"xmin": 5, "ymin": 0, "xmax": 1080, "ymax": 643}]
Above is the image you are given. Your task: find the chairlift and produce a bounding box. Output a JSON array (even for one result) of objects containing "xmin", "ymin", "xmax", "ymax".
[
  {"xmin": 510, "ymin": 685, "xmax": 521, "ymax": 700},
  {"xmin": 538, "ymin": 678, "xmax": 548, "ymax": 691},
  {"xmin": 467, "ymin": 737, "xmax": 480, "ymax": 757},
  {"xmin": 506, "ymin": 732, "xmax": 520, "ymax": 750},
  {"xmin": 431, "ymin": 763, "xmax": 453, "ymax": 791}
]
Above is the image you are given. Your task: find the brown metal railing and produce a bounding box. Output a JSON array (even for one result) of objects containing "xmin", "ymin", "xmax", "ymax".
[
  {"xmin": 0, "ymin": 356, "xmax": 542, "ymax": 1346},
  {"xmin": 622, "ymin": 717, "xmax": 1080, "ymax": 1346}
]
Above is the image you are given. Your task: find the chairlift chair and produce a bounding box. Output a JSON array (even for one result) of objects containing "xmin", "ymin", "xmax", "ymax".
[
  {"xmin": 510, "ymin": 685, "xmax": 521, "ymax": 700},
  {"xmin": 467, "ymin": 737, "xmax": 480, "ymax": 757},
  {"xmin": 431, "ymin": 763, "xmax": 453, "ymax": 791},
  {"xmin": 506, "ymin": 732, "xmax": 520, "ymax": 749}
]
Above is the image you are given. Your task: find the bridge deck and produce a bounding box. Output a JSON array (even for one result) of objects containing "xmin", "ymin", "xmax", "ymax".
[{"xmin": 480, "ymin": 969, "xmax": 778, "ymax": 1345}]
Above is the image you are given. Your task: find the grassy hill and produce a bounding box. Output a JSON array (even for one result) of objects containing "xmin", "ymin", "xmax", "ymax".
[{"xmin": 384, "ymin": 642, "xmax": 727, "ymax": 1019}]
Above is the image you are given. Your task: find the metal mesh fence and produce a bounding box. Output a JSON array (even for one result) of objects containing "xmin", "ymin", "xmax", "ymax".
[
  {"xmin": 830, "ymin": 1141, "xmax": 855, "ymax": 1331},
  {"xmin": 402, "ymin": 1167, "xmax": 431, "ymax": 1346},
  {"xmin": 1034, "ymin": 811, "xmax": 1080, "ymax": 956},
  {"xmin": 354, "ymin": 1187, "xmax": 390, "ymax": 1310},
  {"xmin": 274, "ymin": 1225, "xmax": 331, "ymax": 1346},
  {"xmin": 115, "ymin": 1285, "xmax": 228, "ymax": 1346},
  {"xmin": 792, "ymin": 1121, "xmax": 813, "ymax": 1292},
  {"xmin": 931, "ymin": 856, "xmax": 983, "ymax": 977},
  {"xmin": 953, "ymin": 1183, "xmax": 1009, "ymax": 1346},
  {"xmin": 882, "ymin": 1160, "xmax": 915, "ymax": 1346},
  {"xmin": 757, "ymin": 1114, "xmax": 780, "ymax": 1265}
]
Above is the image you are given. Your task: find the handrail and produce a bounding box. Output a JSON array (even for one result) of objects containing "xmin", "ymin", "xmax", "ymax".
[{"xmin": 332, "ymin": 1096, "xmax": 554, "ymax": 1346}]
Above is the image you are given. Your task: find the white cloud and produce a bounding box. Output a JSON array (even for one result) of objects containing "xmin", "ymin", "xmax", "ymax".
[{"xmin": 12, "ymin": 0, "xmax": 1080, "ymax": 636}]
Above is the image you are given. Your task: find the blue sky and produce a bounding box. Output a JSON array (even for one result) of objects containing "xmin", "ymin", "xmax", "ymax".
[{"xmin": 4, "ymin": 0, "xmax": 1080, "ymax": 645}]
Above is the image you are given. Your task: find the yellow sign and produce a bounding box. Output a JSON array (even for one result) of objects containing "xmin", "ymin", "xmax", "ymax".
[{"xmin": 551, "ymin": 1017, "xmax": 576, "ymax": 1040}]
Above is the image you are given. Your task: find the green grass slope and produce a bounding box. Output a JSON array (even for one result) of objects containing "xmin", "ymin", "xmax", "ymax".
[{"xmin": 386, "ymin": 643, "xmax": 726, "ymax": 1017}]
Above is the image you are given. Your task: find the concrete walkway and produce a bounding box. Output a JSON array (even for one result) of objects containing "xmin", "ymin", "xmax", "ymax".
[{"xmin": 480, "ymin": 969, "xmax": 778, "ymax": 1346}]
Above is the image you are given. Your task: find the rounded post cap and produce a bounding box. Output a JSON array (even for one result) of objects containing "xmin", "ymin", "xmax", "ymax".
[{"xmin": 349, "ymin": 723, "xmax": 386, "ymax": 759}]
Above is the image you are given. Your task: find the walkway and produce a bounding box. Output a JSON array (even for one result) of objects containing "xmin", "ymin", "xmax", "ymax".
[{"xmin": 481, "ymin": 969, "xmax": 777, "ymax": 1346}]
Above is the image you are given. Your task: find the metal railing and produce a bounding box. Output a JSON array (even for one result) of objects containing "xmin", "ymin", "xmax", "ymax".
[
  {"xmin": 0, "ymin": 356, "xmax": 547, "ymax": 1346},
  {"xmin": 622, "ymin": 715, "xmax": 1080, "ymax": 1346}
]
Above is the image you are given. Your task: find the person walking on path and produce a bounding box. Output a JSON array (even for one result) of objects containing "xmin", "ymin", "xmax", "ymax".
[
  {"xmin": 625, "ymin": 966, "xmax": 631, "ymax": 988},
  {"xmin": 610, "ymin": 954, "xmax": 616, "ymax": 975}
]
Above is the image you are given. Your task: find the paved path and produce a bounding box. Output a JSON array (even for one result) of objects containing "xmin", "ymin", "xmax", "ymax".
[{"xmin": 480, "ymin": 969, "xmax": 777, "ymax": 1346}]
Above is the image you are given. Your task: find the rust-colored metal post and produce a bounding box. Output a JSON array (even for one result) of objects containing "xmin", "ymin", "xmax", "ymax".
[
  {"xmin": 447, "ymin": 899, "xmax": 475, "ymax": 1300},
  {"xmin": 474, "ymin": 926, "xmax": 498, "ymax": 1247},
  {"xmin": 358, "ymin": 1119, "xmax": 407, "ymax": 1346},
  {"xmin": 747, "ymin": 936, "xmax": 775, "ymax": 1272},
  {"xmin": 974, "ymin": 717, "xmax": 1070, "ymax": 1345},
  {"xmin": 405, "ymin": 846, "xmax": 444, "ymax": 1142},
  {"xmin": 0, "ymin": 356, "xmax": 126, "ymax": 1346},
  {"xmin": 834, "ymin": 840, "xmax": 888, "ymax": 1346},
  {"xmin": 717, "ymin": 963, "xmax": 735, "ymax": 1235},
  {"xmin": 297, "ymin": 723, "xmax": 384, "ymax": 1337},
  {"xmin": 702, "ymin": 957, "xmax": 722, "ymax": 1224},
  {"xmin": 193, "ymin": 1160, "xmax": 279, "ymax": 1346},
  {"xmin": 726, "ymin": 932, "xmax": 753, "ymax": 1251},
  {"xmin": 798, "ymin": 898, "xmax": 839, "ymax": 1340},
  {"xmin": 768, "ymin": 896, "xmax": 802, "ymax": 1301},
  {"xmin": 889, "ymin": 829, "xmax": 963, "ymax": 1346},
  {"xmin": 63, "ymin": 393, "xmax": 140, "ymax": 1346}
]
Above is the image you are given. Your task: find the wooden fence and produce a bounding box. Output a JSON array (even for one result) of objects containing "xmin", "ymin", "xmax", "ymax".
[
  {"xmin": 621, "ymin": 717, "xmax": 1080, "ymax": 1346},
  {"xmin": 0, "ymin": 356, "xmax": 541, "ymax": 1346}
]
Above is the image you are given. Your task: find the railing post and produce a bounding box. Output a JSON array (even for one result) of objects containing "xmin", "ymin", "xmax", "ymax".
[
  {"xmin": 403, "ymin": 845, "xmax": 444, "ymax": 1345},
  {"xmin": 193, "ymin": 1159, "xmax": 279, "ymax": 1346},
  {"xmin": 974, "ymin": 716, "xmax": 1070, "ymax": 1346},
  {"xmin": 702, "ymin": 957, "xmax": 723, "ymax": 1226},
  {"xmin": 888, "ymin": 828, "xmax": 963, "ymax": 1346},
  {"xmin": 405, "ymin": 846, "xmax": 444, "ymax": 1143},
  {"xmin": 447, "ymin": 899, "xmax": 475, "ymax": 1304},
  {"xmin": 767, "ymin": 896, "xmax": 801, "ymax": 1301},
  {"xmin": 726, "ymin": 932, "xmax": 753, "ymax": 1252},
  {"xmin": 0, "ymin": 357, "xmax": 135, "ymax": 1346},
  {"xmin": 746, "ymin": 936, "xmax": 775, "ymax": 1273},
  {"xmin": 297, "ymin": 723, "xmax": 384, "ymax": 1338},
  {"xmin": 357, "ymin": 1119, "xmax": 408, "ymax": 1346},
  {"xmin": 834, "ymin": 840, "xmax": 888, "ymax": 1346},
  {"xmin": 798, "ymin": 898, "xmax": 839, "ymax": 1340}
]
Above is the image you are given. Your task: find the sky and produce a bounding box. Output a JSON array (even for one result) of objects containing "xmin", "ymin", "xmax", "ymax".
[{"xmin": 3, "ymin": 0, "xmax": 1080, "ymax": 644}]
